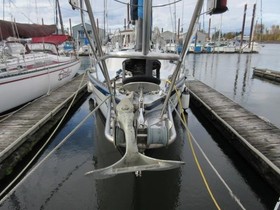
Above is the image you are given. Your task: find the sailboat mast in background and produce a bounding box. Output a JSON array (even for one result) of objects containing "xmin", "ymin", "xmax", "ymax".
[{"xmin": 56, "ymin": 0, "xmax": 65, "ymax": 34}]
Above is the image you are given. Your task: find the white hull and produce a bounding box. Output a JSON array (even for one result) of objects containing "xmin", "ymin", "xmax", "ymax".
[
  {"xmin": 237, "ymin": 42, "xmax": 260, "ymax": 53},
  {"xmin": 87, "ymin": 55, "xmax": 186, "ymax": 150},
  {"xmin": 223, "ymin": 47, "xmax": 236, "ymax": 53},
  {"xmin": 0, "ymin": 56, "xmax": 80, "ymax": 113},
  {"xmin": 88, "ymin": 80, "xmax": 180, "ymax": 149},
  {"xmin": 88, "ymin": 81, "xmax": 110, "ymax": 117},
  {"xmin": 165, "ymin": 43, "xmax": 177, "ymax": 53},
  {"xmin": 88, "ymin": 79, "xmax": 181, "ymax": 123}
]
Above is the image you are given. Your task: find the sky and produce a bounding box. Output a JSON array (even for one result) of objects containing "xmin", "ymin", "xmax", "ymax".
[{"xmin": 1, "ymin": 0, "xmax": 280, "ymax": 36}]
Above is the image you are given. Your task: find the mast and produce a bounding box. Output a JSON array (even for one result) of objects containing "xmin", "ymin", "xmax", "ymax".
[
  {"xmin": 174, "ymin": 0, "xmax": 176, "ymax": 43},
  {"xmin": 217, "ymin": 14, "xmax": 223, "ymax": 53},
  {"xmin": 260, "ymin": 0, "xmax": 263, "ymax": 42},
  {"xmin": 56, "ymin": 0, "xmax": 65, "ymax": 34},
  {"xmin": 135, "ymin": 0, "xmax": 144, "ymax": 51},
  {"xmin": 83, "ymin": 0, "xmax": 117, "ymax": 113},
  {"xmin": 142, "ymin": 0, "xmax": 152, "ymax": 55},
  {"xmin": 69, "ymin": 18, "xmax": 72, "ymax": 36},
  {"xmin": 248, "ymin": 3, "xmax": 256, "ymax": 49},
  {"xmin": 177, "ymin": 18, "xmax": 180, "ymax": 43},
  {"xmin": 239, "ymin": 4, "xmax": 247, "ymax": 52},
  {"xmin": 208, "ymin": 18, "xmax": 211, "ymax": 40},
  {"xmin": 104, "ymin": 0, "xmax": 106, "ymax": 38},
  {"xmin": 127, "ymin": 3, "xmax": 130, "ymax": 29}
]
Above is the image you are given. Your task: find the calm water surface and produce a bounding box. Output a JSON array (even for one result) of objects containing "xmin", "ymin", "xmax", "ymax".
[
  {"xmin": 189, "ymin": 44, "xmax": 280, "ymax": 127},
  {"xmin": 0, "ymin": 45, "xmax": 279, "ymax": 209}
]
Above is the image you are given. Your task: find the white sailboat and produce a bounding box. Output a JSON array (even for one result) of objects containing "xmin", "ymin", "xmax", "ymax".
[
  {"xmin": 0, "ymin": 0, "xmax": 81, "ymax": 114},
  {"xmin": 0, "ymin": 31, "xmax": 80, "ymax": 114},
  {"xmin": 69, "ymin": 0, "xmax": 228, "ymax": 178}
]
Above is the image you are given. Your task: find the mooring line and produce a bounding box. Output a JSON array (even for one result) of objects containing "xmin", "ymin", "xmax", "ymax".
[
  {"xmin": 190, "ymin": 129, "xmax": 246, "ymax": 210},
  {"xmin": 168, "ymin": 81, "xmax": 221, "ymax": 209},
  {"xmin": 172, "ymin": 99, "xmax": 246, "ymax": 210},
  {"xmin": 0, "ymin": 73, "xmax": 103, "ymax": 200},
  {"xmin": 0, "ymin": 94, "xmax": 111, "ymax": 201}
]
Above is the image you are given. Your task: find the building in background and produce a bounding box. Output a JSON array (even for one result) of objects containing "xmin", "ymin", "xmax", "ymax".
[{"xmin": 72, "ymin": 23, "xmax": 105, "ymax": 48}]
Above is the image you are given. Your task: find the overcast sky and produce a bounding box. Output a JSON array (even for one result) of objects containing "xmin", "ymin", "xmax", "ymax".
[{"xmin": 2, "ymin": 0, "xmax": 280, "ymax": 35}]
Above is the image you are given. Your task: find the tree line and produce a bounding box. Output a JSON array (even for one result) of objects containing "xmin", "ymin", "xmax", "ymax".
[
  {"xmin": 213, "ymin": 24, "xmax": 280, "ymax": 42},
  {"xmin": 254, "ymin": 24, "xmax": 280, "ymax": 42}
]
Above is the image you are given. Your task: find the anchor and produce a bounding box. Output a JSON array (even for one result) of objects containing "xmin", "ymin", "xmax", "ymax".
[{"xmin": 85, "ymin": 97, "xmax": 184, "ymax": 179}]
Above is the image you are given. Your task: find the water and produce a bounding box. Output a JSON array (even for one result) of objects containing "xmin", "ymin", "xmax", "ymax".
[
  {"xmin": 0, "ymin": 45, "xmax": 279, "ymax": 209},
  {"xmin": 189, "ymin": 44, "xmax": 280, "ymax": 128}
]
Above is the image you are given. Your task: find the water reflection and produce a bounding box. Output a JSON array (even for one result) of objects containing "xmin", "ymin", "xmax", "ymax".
[
  {"xmin": 189, "ymin": 105, "xmax": 278, "ymax": 210},
  {"xmin": 190, "ymin": 53, "xmax": 255, "ymax": 101},
  {"xmin": 213, "ymin": 55, "xmax": 219, "ymax": 89},
  {"xmin": 233, "ymin": 54, "xmax": 241, "ymax": 97},
  {"xmin": 0, "ymin": 99, "xmax": 97, "ymax": 210},
  {"xmin": 191, "ymin": 54, "xmax": 197, "ymax": 77}
]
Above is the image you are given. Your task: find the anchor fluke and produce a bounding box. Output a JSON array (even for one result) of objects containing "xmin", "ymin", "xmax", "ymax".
[{"xmin": 85, "ymin": 152, "xmax": 184, "ymax": 179}]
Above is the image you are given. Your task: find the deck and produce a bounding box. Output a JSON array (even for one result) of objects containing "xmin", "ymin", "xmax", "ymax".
[
  {"xmin": 0, "ymin": 73, "xmax": 88, "ymax": 179},
  {"xmin": 188, "ymin": 79, "xmax": 280, "ymax": 193}
]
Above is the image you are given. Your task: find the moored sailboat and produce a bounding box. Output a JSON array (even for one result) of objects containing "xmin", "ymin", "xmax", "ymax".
[
  {"xmin": 0, "ymin": 21, "xmax": 81, "ymax": 114},
  {"xmin": 69, "ymin": 0, "xmax": 228, "ymax": 178}
]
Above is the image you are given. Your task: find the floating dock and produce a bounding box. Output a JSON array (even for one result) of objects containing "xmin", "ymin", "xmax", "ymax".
[
  {"xmin": 188, "ymin": 79, "xmax": 280, "ymax": 193},
  {"xmin": 0, "ymin": 73, "xmax": 88, "ymax": 180},
  {"xmin": 253, "ymin": 67, "xmax": 280, "ymax": 83}
]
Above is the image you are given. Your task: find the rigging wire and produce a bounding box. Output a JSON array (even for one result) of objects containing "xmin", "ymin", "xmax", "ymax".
[
  {"xmin": 181, "ymin": 0, "xmax": 184, "ymax": 32},
  {"xmin": 7, "ymin": 0, "xmax": 35, "ymax": 23},
  {"xmin": 167, "ymin": 80, "xmax": 221, "ymax": 209},
  {"xmin": 168, "ymin": 0, "xmax": 174, "ymax": 35},
  {"xmin": 5, "ymin": 0, "xmax": 55, "ymax": 24}
]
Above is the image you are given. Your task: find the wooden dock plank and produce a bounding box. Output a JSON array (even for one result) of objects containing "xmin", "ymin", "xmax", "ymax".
[
  {"xmin": 216, "ymin": 110, "xmax": 255, "ymax": 118},
  {"xmin": 0, "ymin": 74, "xmax": 88, "ymax": 166},
  {"xmin": 253, "ymin": 68, "xmax": 280, "ymax": 83},
  {"xmin": 188, "ymin": 79, "xmax": 280, "ymax": 193}
]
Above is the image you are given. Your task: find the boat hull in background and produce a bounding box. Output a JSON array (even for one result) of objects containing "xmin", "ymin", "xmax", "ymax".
[{"xmin": 0, "ymin": 59, "xmax": 80, "ymax": 113}]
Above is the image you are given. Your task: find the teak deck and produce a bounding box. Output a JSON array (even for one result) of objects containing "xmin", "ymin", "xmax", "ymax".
[
  {"xmin": 0, "ymin": 74, "xmax": 88, "ymax": 169},
  {"xmin": 188, "ymin": 79, "xmax": 280, "ymax": 193}
]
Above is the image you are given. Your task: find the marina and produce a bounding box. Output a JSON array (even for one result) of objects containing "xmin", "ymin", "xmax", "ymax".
[
  {"xmin": 0, "ymin": 47, "xmax": 279, "ymax": 209},
  {"xmin": 0, "ymin": 0, "xmax": 280, "ymax": 209}
]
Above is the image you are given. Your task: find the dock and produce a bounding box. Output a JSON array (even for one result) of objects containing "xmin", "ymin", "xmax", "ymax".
[
  {"xmin": 188, "ymin": 79, "xmax": 280, "ymax": 193},
  {"xmin": 253, "ymin": 67, "xmax": 280, "ymax": 83},
  {"xmin": 0, "ymin": 73, "xmax": 88, "ymax": 179}
]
